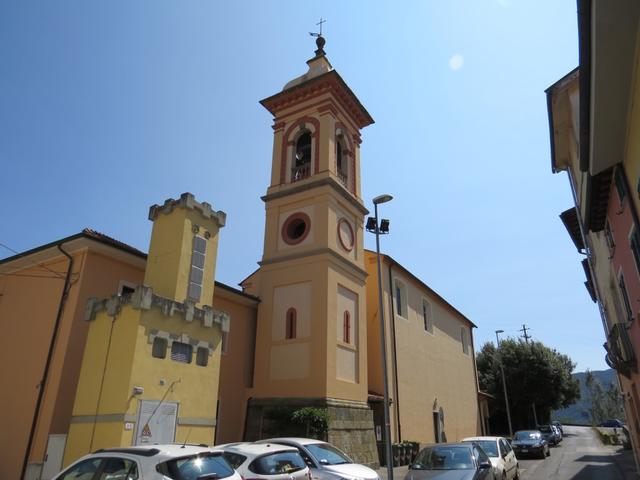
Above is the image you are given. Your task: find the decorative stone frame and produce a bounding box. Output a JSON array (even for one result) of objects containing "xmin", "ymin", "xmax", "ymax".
[
  {"xmin": 281, "ymin": 212, "xmax": 311, "ymax": 246},
  {"xmin": 281, "ymin": 117, "xmax": 320, "ymax": 184},
  {"xmin": 337, "ymin": 218, "xmax": 355, "ymax": 252},
  {"xmin": 335, "ymin": 122, "xmax": 356, "ymax": 194}
]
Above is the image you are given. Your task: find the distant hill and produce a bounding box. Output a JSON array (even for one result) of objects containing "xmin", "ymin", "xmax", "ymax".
[{"xmin": 552, "ymin": 369, "xmax": 618, "ymax": 425}]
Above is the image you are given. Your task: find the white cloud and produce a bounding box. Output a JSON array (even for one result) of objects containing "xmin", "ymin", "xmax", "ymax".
[{"xmin": 449, "ymin": 54, "xmax": 464, "ymax": 71}]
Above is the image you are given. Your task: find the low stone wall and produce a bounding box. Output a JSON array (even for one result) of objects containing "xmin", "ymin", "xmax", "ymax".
[{"xmin": 245, "ymin": 397, "xmax": 379, "ymax": 467}]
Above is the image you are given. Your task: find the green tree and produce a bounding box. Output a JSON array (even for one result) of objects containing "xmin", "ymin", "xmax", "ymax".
[
  {"xmin": 584, "ymin": 370, "xmax": 624, "ymax": 424},
  {"xmin": 476, "ymin": 339, "xmax": 580, "ymax": 431}
]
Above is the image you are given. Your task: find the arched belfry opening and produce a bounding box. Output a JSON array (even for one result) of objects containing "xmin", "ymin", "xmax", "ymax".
[
  {"xmin": 336, "ymin": 137, "xmax": 348, "ymax": 187},
  {"xmin": 293, "ymin": 131, "xmax": 312, "ymax": 182}
]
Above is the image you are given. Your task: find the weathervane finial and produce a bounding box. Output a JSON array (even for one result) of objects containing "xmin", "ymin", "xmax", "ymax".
[{"xmin": 309, "ymin": 17, "xmax": 327, "ymax": 56}]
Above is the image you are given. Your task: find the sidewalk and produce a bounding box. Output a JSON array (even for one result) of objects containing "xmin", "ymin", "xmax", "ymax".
[
  {"xmin": 376, "ymin": 465, "xmax": 408, "ymax": 480},
  {"xmin": 610, "ymin": 447, "xmax": 639, "ymax": 479}
]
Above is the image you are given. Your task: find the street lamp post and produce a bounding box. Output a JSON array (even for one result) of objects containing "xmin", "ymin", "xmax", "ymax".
[
  {"xmin": 495, "ymin": 330, "xmax": 513, "ymax": 437},
  {"xmin": 367, "ymin": 194, "xmax": 393, "ymax": 480}
]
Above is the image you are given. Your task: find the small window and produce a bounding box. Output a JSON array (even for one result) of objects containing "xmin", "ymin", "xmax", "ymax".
[
  {"xmin": 286, "ymin": 308, "xmax": 297, "ymax": 339},
  {"xmin": 343, "ymin": 311, "xmax": 351, "ymax": 344},
  {"xmin": 152, "ymin": 337, "xmax": 167, "ymax": 359},
  {"xmin": 630, "ymin": 227, "xmax": 640, "ymax": 274},
  {"xmin": 461, "ymin": 327, "xmax": 469, "ymax": 354},
  {"xmin": 422, "ymin": 299, "xmax": 432, "ymax": 333},
  {"xmin": 605, "ymin": 221, "xmax": 616, "ymax": 252},
  {"xmin": 171, "ymin": 341, "xmax": 193, "ymax": 364},
  {"xmin": 615, "ymin": 167, "xmax": 627, "ymax": 203},
  {"xmin": 394, "ymin": 280, "xmax": 407, "ymax": 318},
  {"xmin": 158, "ymin": 453, "xmax": 235, "ymax": 479},
  {"xmin": 196, "ymin": 347, "xmax": 209, "ymax": 367},
  {"xmin": 222, "ymin": 452, "xmax": 248, "ymax": 469},
  {"xmin": 295, "ymin": 132, "xmax": 312, "ymax": 167},
  {"xmin": 619, "ymin": 273, "xmax": 633, "ymax": 322}
]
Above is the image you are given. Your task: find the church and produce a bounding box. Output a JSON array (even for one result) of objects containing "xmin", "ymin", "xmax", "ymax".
[{"xmin": 0, "ymin": 37, "xmax": 485, "ymax": 480}]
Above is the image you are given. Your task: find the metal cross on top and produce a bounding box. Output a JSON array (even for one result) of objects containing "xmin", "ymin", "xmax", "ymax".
[{"xmin": 309, "ymin": 17, "xmax": 326, "ymax": 38}]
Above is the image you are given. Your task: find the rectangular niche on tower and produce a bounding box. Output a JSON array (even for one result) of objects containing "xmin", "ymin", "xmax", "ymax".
[{"xmin": 336, "ymin": 285, "xmax": 358, "ymax": 383}]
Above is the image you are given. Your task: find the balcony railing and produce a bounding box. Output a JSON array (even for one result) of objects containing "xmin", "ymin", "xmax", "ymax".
[
  {"xmin": 291, "ymin": 163, "xmax": 310, "ymax": 182},
  {"xmin": 604, "ymin": 322, "xmax": 637, "ymax": 378},
  {"xmin": 337, "ymin": 170, "xmax": 348, "ymax": 187}
]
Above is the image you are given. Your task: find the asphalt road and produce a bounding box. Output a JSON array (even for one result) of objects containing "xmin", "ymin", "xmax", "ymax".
[{"xmin": 518, "ymin": 425, "xmax": 630, "ymax": 480}]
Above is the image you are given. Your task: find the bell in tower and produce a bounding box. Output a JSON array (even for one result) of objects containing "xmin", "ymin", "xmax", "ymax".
[{"xmin": 241, "ymin": 33, "xmax": 378, "ymax": 466}]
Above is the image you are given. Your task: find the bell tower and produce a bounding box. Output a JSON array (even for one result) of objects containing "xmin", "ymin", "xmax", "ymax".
[{"xmin": 243, "ymin": 35, "xmax": 378, "ymax": 465}]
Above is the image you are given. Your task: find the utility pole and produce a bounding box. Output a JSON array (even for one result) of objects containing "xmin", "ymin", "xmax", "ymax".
[
  {"xmin": 519, "ymin": 324, "xmax": 539, "ymax": 426},
  {"xmin": 519, "ymin": 324, "xmax": 531, "ymax": 343},
  {"xmin": 495, "ymin": 330, "xmax": 513, "ymax": 437}
]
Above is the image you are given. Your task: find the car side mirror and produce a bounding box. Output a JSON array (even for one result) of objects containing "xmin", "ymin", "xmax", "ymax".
[
  {"xmin": 479, "ymin": 461, "xmax": 492, "ymax": 470},
  {"xmin": 319, "ymin": 459, "xmax": 329, "ymax": 465}
]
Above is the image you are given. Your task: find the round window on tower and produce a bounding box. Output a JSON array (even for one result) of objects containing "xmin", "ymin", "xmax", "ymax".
[{"xmin": 282, "ymin": 212, "xmax": 311, "ymax": 245}]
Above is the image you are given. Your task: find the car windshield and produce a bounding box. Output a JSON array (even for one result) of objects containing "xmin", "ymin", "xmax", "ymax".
[
  {"xmin": 472, "ymin": 441, "xmax": 498, "ymax": 457},
  {"xmin": 514, "ymin": 431, "xmax": 540, "ymax": 441},
  {"xmin": 160, "ymin": 453, "xmax": 235, "ymax": 480},
  {"xmin": 249, "ymin": 451, "xmax": 307, "ymax": 475},
  {"xmin": 306, "ymin": 443, "xmax": 352, "ymax": 465},
  {"xmin": 411, "ymin": 446, "xmax": 473, "ymax": 470}
]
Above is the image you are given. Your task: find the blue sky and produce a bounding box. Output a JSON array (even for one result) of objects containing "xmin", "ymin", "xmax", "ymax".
[{"xmin": 0, "ymin": 1, "xmax": 601, "ymax": 370}]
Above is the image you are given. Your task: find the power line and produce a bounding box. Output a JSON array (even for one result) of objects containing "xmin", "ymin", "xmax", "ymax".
[{"xmin": 0, "ymin": 241, "xmax": 66, "ymax": 279}]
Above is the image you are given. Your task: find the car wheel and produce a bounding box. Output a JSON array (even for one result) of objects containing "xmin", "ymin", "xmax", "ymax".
[
  {"xmin": 546, "ymin": 447, "xmax": 551, "ymax": 457},
  {"xmin": 514, "ymin": 465, "xmax": 520, "ymax": 480},
  {"xmin": 539, "ymin": 449, "xmax": 546, "ymax": 459}
]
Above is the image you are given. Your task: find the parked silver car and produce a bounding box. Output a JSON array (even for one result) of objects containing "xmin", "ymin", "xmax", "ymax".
[
  {"xmin": 404, "ymin": 442, "xmax": 495, "ymax": 480},
  {"xmin": 257, "ymin": 438, "xmax": 380, "ymax": 480}
]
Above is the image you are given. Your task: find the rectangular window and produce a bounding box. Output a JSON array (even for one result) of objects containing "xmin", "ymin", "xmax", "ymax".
[
  {"xmin": 196, "ymin": 347, "xmax": 209, "ymax": 367},
  {"xmin": 605, "ymin": 221, "xmax": 616, "ymax": 252},
  {"xmin": 152, "ymin": 337, "xmax": 167, "ymax": 359},
  {"xmin": 630, "ymin": 227, "xmax": 640, "ymax": 274},
  {"xmin": 188, "ymin": 236, "xmax": 207, "ymax": 302},
  {"xmin": 170, "ymin": 342, "xmax": 193, "ymax": 364},
  {"xmin": 461, "ymin": 327, "xmax": 469, "ymax": 354},
  {"xmin": 394, "ymin": 280, "xmax": 407, "ymax": 318},
  {"xmin": 619, "ymin": 273, "xmax": 634, "ymax": 322},
  {"xmin": 615, "ymin": 167, "xmax": 627, "ymax": 203},
  {"xmin": 422, "ymin": 299, "xmax": 432, "ymax": 333}
]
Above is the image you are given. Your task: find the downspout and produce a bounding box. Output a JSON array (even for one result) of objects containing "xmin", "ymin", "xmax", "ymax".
[
  {"xmin": 387, "ymin": 260, "xmax": 402, "ymax": 441},
  {"xmin": 21, "ymin": 244, "xmax": 73, "ymax": 480},
  {"xmin": 470, "ymin": 328, "xmax": 484, "ymax": 435}
]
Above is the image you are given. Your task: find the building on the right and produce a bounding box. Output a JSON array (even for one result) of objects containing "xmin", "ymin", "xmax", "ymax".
[{"xmin": 546, "ymin": 0, "xmax": 640, "ymax": 467}]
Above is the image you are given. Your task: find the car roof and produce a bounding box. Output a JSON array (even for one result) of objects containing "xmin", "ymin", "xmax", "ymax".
[
  {"xmin": 422, "ymin": 443, "xmax": 474, "ymax": 449},
  {"xmin": 92, "ymin": 444, "xmax": 218, "ymax": 462},
  {"xmin": 462, "ymin": 437, "xmax": 503, "ymax": 442},
  {"xmin": 219, "ymin": 442, "xmax": 299, "ymax": 456},
  {"xmin": 259, "ymin": 438, "xmax": 326, "ymax": 446}
]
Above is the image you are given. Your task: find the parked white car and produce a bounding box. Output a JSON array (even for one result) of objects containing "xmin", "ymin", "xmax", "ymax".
[
  {"xmin": 462, "ymin": 436, "xmax": 519, "ymax": 480},
  {"xmin": 52, "ymin": 444, "xmax": 242, "ymax": 480},
  {"xmin": 257, "ymin": 438, "xmax": 380, "ymax": 480},
  {"xmin": 217, "ymin": 442, "xmax": 311, "ymax": 480}
]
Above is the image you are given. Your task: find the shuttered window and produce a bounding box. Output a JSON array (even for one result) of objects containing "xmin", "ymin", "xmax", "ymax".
[
  {"xmin": 196, "ymin": 346, "xmax": 209, "ymax": 367},
  {"xmin": 152, "ymin": 337, "xmax": 167, "ymax": 359},
  {"xmin": 188, "ymin": 236, "xmax": 206, "ymax": 302},
  {"xmin": 170, "ymin": 342, "xmax": 192, "ymax": 364}
]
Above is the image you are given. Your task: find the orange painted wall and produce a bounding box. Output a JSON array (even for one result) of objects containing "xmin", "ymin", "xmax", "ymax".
[
  {"xmin": 0, "ymin": 247, "xmax": 143, "ymax": 480},
  {"xmin": 214, "ymin": 292, "xmax": 258, "ymax": 444}
]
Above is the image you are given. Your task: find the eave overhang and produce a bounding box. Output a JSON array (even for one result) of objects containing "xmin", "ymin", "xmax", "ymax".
[
  {"xmin": 585, "ymin": 166, "xmax": 613, "ymax": 232},
  {"xmin": 578, "ymin": 0, "xmax": 640, "ymax": 174},
  {"xmin": 260, "ymin": 70, "xmax": 374, "ymax": 129},
  {"xmin": 546, "ymin": 67, "xmax": 579, "ymax": 174},
  {"xmin": 559, "ymin": 207, "xmax": 585, "ymax": 251}
]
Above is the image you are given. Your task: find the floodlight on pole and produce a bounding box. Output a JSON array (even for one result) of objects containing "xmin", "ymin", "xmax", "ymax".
[
  {"xmin": 367, "ymin": 194, "xmax": 393, "ymax": 480},
  {"xmin": 495, "ymin": 330, "xmax": 513, "ymax": 437}
]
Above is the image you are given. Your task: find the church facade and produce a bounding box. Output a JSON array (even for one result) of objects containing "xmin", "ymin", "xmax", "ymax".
[{"xmin": 0, "ymin": 39, "xmax": 483, "ymax": 480}]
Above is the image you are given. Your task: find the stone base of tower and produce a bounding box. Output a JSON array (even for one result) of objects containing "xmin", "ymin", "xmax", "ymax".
[{"xmin": 244, "ymin": 397, "xmax": 379, "ymax": 467}]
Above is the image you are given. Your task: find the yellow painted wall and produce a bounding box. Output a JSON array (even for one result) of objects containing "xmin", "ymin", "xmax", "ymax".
[
  {"xmin": 144, "ymin": 207, "xmax": 221, "ymax": 308},
  {"xmin": 365, "ymin": 251, "xmax": 480, "ymax": 444},
  {"xmin": 624, "ymin": 41, "xmax": 640, "ymax": 218}
]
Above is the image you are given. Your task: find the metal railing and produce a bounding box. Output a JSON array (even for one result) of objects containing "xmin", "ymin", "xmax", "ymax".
[{"xmin": 291, "ymin": 164, "xmax": 310, "ymax": 182}]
